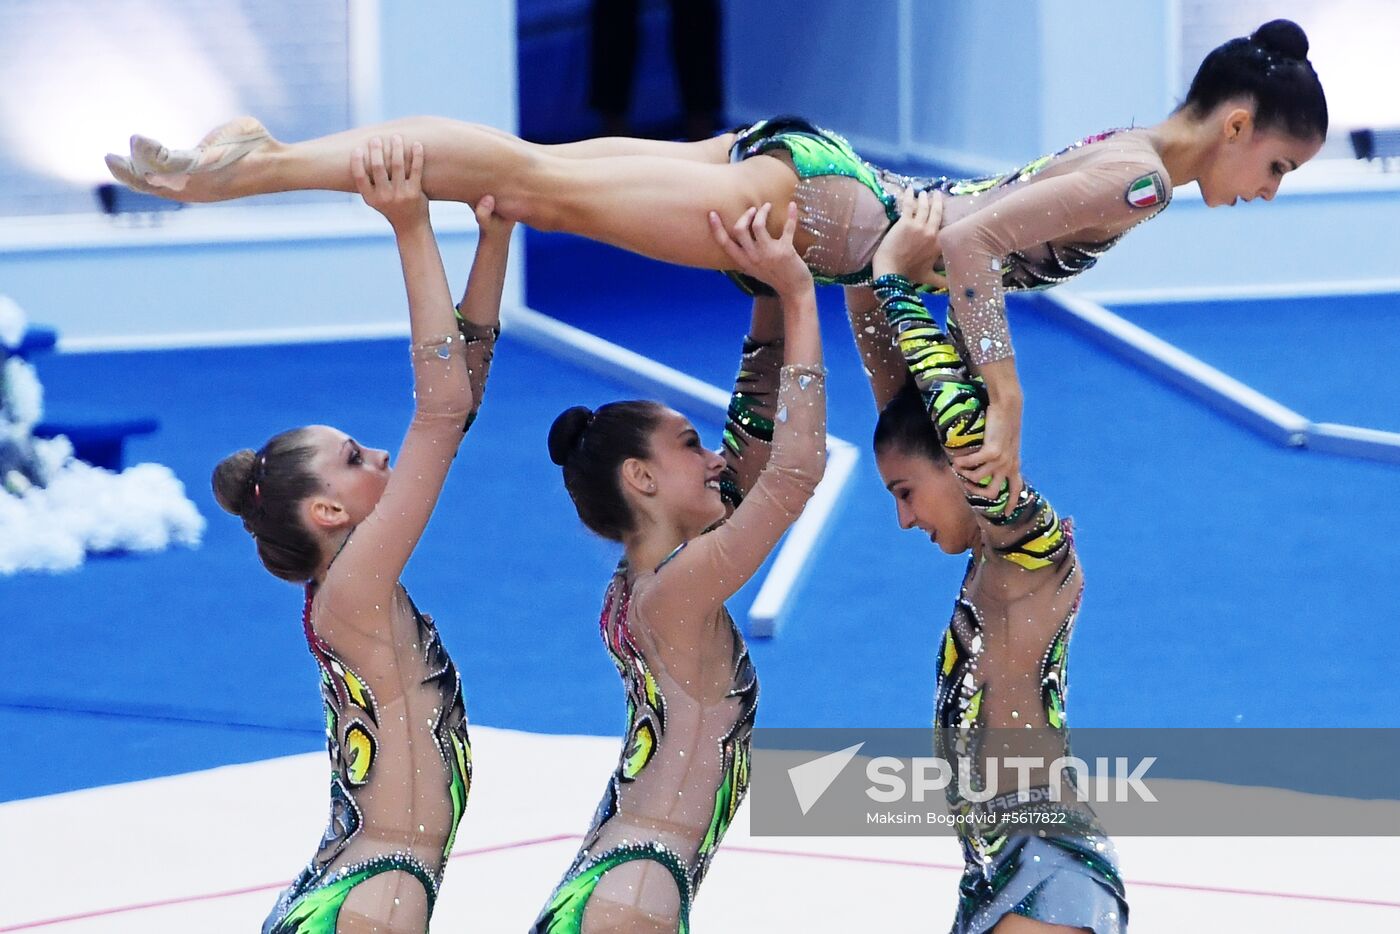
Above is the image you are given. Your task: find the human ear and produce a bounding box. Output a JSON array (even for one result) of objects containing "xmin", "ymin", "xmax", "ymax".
[
  {"xmin": 619, "ymin": 458, "xmax": 657, "ymax": 496},
  {"xmin": 306, "ymin": 496, "xmax": 349, "ymax": 530},
  {"xmin": 1223, "ymin": 106, "xmax": 1254, "ymax": 142}
]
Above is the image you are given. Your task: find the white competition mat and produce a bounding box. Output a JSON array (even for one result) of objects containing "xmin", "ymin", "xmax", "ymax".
[{"xmin": 3, "ymin": 727, "xmax": 1397, "ymax": 932}]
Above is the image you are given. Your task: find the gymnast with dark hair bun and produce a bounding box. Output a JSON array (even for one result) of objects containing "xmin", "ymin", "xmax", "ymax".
[
  {"xmin": 529, "ymin": 203, "xmax": 825, "ymax": 933},
  {"xmin": 860, "ymin": 166, "xmax": 1125, "ymax": 934},
  {"xmin": 110, "ymin": 19, "xmax": 1326, "ymax": 519},
  {"xmin": 211, "ymin": 136, "xmax": 511, "ymax": 933}
]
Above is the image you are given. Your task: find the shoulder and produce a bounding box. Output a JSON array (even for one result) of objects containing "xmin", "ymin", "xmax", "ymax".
[
  {"xmin": 1082, "ymin": 132, "xmax": 1171, "ymax": 209},
  {"xmin": 631, "ymin": 542, "xmax": 689, "ymax": 603},
  {"xmin": 314, "ymin": 573, "xmax": 402, "ymax": 636}
]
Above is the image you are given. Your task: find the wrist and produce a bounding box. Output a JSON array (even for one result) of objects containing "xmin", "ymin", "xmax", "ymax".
[
  {"xmin": 871, "ymin": 271, "xmax": 914, "ymax": 292},
  {"xmin": 477, "ymin": 225, "xmax": 514, "ymax": 245},
  {"xmin": 779, "ymin": 260, "xmax": 814, "ymax": 290},
  {"xmin": 773, "ymin": 274, "xmax": 813, "ymax": 303},
  {"xmin": 979, "ymin": 359, "xmax": 1022, "ymax": 404},
  {"xmin": 776, "ymin": 283, "xmax": 816, "ymax": 309},
  {"xmin": 391, "ymin": 213, "xmax": 432, "ymax": 236},
  {"xmin": 986, "ymin": 383, "xmax": 1023, "ymax": 411}
]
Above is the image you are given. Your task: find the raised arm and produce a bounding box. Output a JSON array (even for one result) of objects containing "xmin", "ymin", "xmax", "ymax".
[
  {"xmin": 645, "ymin": 204, "xmax": 827, "ymax": 616},
  {"xmin": 324, "ymin": 137, "xmax": 509, "ymax": 611},
  {"xmin": 715, "ymin": 294, "xmax": 783, "ymax": 512},
  {"xmin": 452, "ymin": 194, "xmax": 513, "ymax": 432},
  {"xmin": 846, "ymin": 189, "xmax": 950, "ymax": 412},
  {"xmin": 876, "ymin": 272, "xmax": 1070, "ymax": 572},
  {"xmin": 845, "ymin": 284, "xmax": 910, "ymax": 412}
]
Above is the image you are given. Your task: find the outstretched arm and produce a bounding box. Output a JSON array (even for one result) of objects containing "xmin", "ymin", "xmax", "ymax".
[
  {"xmin": 715, "ymin": 295, "xmax": 784, "ymax": 512},
  {"xmin": 451, "ymin": 195, "xmax": 514, "ymax": 432},
  {"xmin": 875, "ymin": 189, "xmax": 1023, "ymax": 510},
  {"xmin": 875, "ymin": 271, "xmax": 1070, "ymax": 573},
  {"xmin": 936, "ymin": 156, "xmax": 1168, "ymax": 507},
  {"xmin": 845, "ymin": 285, "xmax": 910, "ymax": 412},
  {"xmin": 325, "ymin": 137, "xmax": 507, "ymax": 612},
  {"xmin": 645, "ymin": 204, "xmax": 826, "ymax": 617}
]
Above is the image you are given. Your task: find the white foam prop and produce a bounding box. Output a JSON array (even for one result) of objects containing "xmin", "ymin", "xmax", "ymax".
[
  {"xmin": 0, "ymin": 294, "xmax": 205, "ymax": 574},
  {"xmin": 0, "ymin": 458, "xmax": 205, "ymax": 574},
  {"xmin": 0, "ymin": 295, "xmax": 23, "ymax": 349}
]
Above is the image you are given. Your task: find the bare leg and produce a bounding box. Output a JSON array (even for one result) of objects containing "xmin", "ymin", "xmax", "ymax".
[
  {"xmin": 444, "ymin": 119, "xmax": 735, "ymax": 164},
  {"xmin": 117, "ymin": 116, "xmax": 798, "ymax": 269},
  {"xmin": 538, "ymin": 132, "xmax": 736, "ymax": 162}
]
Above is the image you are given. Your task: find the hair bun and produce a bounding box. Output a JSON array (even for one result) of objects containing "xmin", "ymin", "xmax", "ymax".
[
  {"xmin": 1251, "ymin": 19, "xmax": 1309, "ymax": 61},
  {"xmin": 548, "ymin": 406, "xmax": 593, "ymax": 466},
  {"xmin": 211, "ymin": 448, "xmax": 258, "ymax": 516}
]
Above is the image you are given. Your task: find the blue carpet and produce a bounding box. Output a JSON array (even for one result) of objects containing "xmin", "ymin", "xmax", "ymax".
[
  {"xmin": 4, "ymin": 232, "xmax": 1398, "ymax": 802},
  {"xmin": 1113, "ymin": 293, "xmax": 1400, "ymax": 433}
]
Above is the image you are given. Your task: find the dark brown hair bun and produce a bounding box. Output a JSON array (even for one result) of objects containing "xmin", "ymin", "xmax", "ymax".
[
  {"xmin": 1251, "ymin": 19, "xmax": 1309, "ymax": 61},
  {"xmin": 548, "ymin": 406, "xmax": 594, "ymax": 466}
]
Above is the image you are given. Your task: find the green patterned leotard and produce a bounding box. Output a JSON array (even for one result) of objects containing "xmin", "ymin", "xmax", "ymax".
[
  {"xmin": 731, "ymin": 116, "xmax": 1172, "ymax": 370},
  {"xmin": 533, "ymin": 336, "xmax": 827, "ymax": 933},
  {"xmin": 874, "ymin": 274, "xmax": 1126, "ymax": 934}
]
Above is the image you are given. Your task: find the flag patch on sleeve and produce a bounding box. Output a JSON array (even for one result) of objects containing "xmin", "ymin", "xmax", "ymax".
[{"xmin": 1125, "ymin": 172, "xmax": 1166, "ymax": 209}]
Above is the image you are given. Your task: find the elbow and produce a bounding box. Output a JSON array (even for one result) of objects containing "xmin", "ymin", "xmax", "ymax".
[
  {"xmin": 418, "ymin": 367, "xmax": 474, "ymax": 405},
  {"xmin": 410, "ymin": 388, "xmax": 477, "ymax": 430},
  {"xmin": 939, "ymin": 226, "xmax": 1000, "ymax": 280},
  {"xmin": 809, "ymin": 443, "xmax": 828, "ymax": 489},
  {"xmin": 789, "ymin": 444, "xmax": 828, "ymax": 505},
  {"xmin": 757, "ymin": 448, "xmax": 826, "ymax": 515},
  {"xmin": 936, "ymin": 227, "xmax": 972, "ymax": 268}
]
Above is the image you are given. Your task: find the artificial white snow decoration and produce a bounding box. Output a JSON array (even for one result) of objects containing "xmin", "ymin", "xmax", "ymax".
[
  {"xmin": 2, "ymin": 357, "xmax": 43, "ymax": 428},
  {"xmin": 0, "ymin": 295, "xmax": 23, "ymax": 349},
  {"xmin": 0, "ymin": 292, "xmax": 205, "ymax": 574},
  {"xmin": 0, "ymin": 459, "xmax": 205, "ymax": 574}
]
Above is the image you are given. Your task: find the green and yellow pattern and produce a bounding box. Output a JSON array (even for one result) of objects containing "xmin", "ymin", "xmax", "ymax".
[
  {"xmin": 267, "ymin": 855, "xmax": 437, "ymax": 934},
  {"xmin": 533, "ymin": 844, "xmax": 693, "ymax": 934}
]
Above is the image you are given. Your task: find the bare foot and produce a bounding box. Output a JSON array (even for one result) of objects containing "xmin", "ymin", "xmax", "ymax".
[{"xmin": 106, "ymin": 116, "xmax": 273, "ymax": 203}]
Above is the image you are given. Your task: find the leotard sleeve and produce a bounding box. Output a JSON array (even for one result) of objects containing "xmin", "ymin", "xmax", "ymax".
[
  {"xmin": 321, "ymin": 219, "xmax": 501, "ymax": 622},
  {"xmin": 322, "ymin": 328, "xmax": 496, "ymax": 625},
  {"xmin": 717, "ymin": 330, "xmax": 786, "ymax": 512},
  {"xmin": 453, "ymin": 312, "xmax": 498, "ymax": 434},
  {"xmin": 877, "ymin": 274, "xmax": 1070, "ymax": 572},
  {"xmin": 939, "ymin": 152, "xmax": 1170, "ymax": 367},
  {"xmin": 643, "ymin": 364, "xmax": 827, "ymax": 620},
  {"xmin": 845, "ymin": 285, "xmax": 912, "ymax": 411}
]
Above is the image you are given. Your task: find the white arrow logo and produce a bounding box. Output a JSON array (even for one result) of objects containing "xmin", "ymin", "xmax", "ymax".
[{"xmin": 787, "ymin": 742, "xmax": 866, "ymax": 815}]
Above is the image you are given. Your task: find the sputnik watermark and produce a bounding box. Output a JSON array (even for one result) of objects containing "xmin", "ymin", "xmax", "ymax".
[
  {"xmin": 865, "ymin": 756, "xmax": 1158, "ymax": 804},
  {"xmin": 789, "ymin": 752, "xmax": 1157, "ymax": 814},
  {"xmin": 755, "ymin": 728, "xmax": 1400, "ymax": 837},
  {"xmin": 787, "ymin": 742, "xmax": 866, "ymax": 815}
]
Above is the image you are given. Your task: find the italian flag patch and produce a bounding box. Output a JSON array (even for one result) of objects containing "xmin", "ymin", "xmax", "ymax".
[{"xmin": 1126, "ymin": 172, "xmax": 1165, "ymax": 208}]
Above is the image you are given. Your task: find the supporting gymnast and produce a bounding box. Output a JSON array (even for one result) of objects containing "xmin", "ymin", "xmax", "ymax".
[
  {"xmin": 857, "ymin": 186, "xmax": 1123, "ymax": 932},
  {"xmin": 211, "ymin": 136, "xmax": 510, "ymax": 933},
  {"xmin": 531, "ymin": 203, "xmax": 825, "ymax": 932}
]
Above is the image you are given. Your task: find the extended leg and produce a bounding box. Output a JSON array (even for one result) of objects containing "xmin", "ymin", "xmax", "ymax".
[
  {"xmin": 539, "ymin": 130, "xmax": 735, "ymax": 162},
  {"xmin": 113, "ymin": 116, "xmax": 799, "ymax": 269}
]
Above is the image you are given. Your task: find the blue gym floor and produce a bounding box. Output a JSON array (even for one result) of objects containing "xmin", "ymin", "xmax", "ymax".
[
  {"xmin": 1112, "ymin": 293, "xmax": 1400, "ymax": 433},
  {"xmin": 4, "ymin": 232, "xmax": 1398, "ymax": 803}
]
